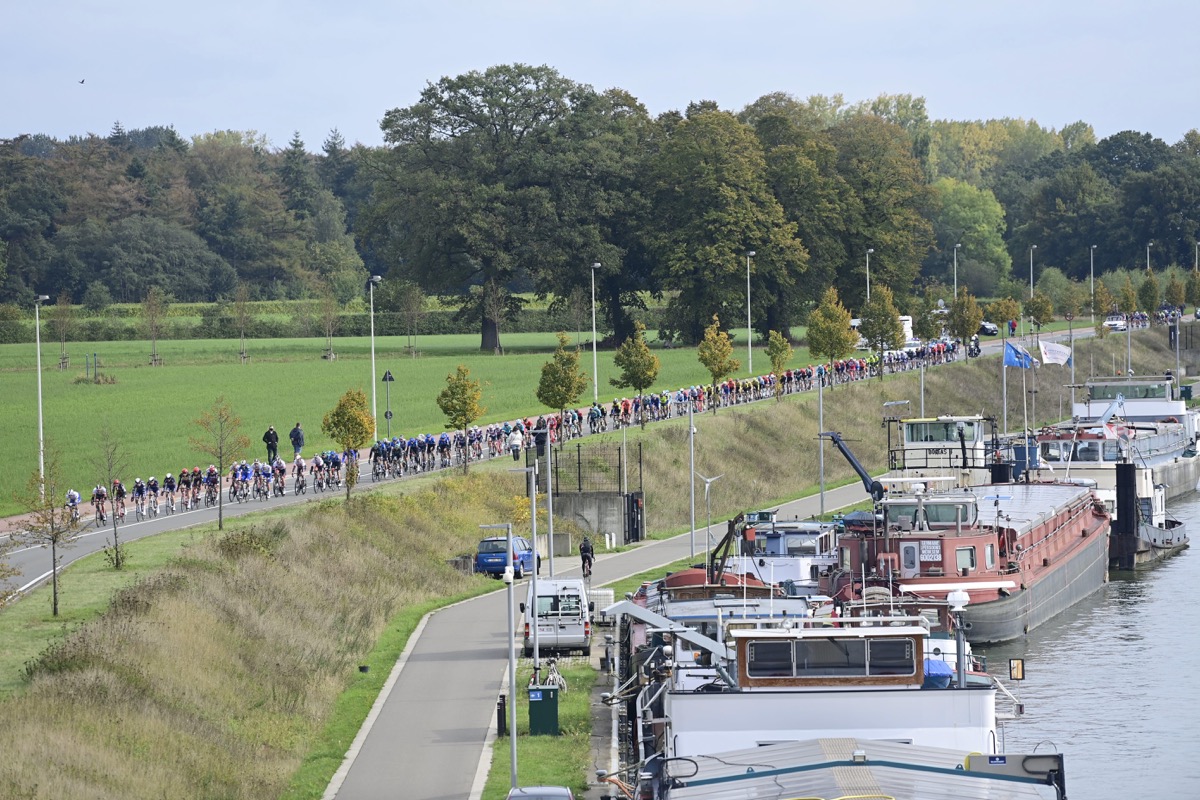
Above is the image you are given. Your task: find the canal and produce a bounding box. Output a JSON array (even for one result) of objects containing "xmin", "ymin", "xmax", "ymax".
[{"xmin": 981, "ymin": 492, "xmax": 1200, "ymax": 799}]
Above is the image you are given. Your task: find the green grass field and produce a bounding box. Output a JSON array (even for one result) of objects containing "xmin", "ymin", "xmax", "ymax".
[{"xmin": 0, "ymin": 331, "xmax": 815, "ymax": 517}]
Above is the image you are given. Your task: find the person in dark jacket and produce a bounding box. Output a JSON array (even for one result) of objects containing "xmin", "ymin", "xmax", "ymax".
[
  {"xmin": 263, "ymin": 426, "xmax": 279, "ymax": 462},
  {"xmin": 289, "ymin": 423, "xmax": 305, "ymax": 457},
  {"xmin": 579, "ymin": 536, "xmax": 594, "ymax": 576}
]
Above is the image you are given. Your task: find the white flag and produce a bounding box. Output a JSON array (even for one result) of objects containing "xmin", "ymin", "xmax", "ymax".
[{"xmin": 1039, "ymin": 340, "xmax": 1072, "ymax": 366}]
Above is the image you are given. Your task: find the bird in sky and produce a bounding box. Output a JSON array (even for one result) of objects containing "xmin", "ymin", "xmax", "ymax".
[{"xmin": 78, "ymin": 79, "xmax": 85, "ymax": 84}]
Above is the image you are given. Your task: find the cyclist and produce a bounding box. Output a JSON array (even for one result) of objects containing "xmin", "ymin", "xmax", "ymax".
[
  {"xmin": 327, "ymin": 450, "xmax": 342, "ymax": 485},
  {"xmin": 176, "ymin": 470, "xmax": 190, "ymax": 510},
  {"xmin": 147, "ymin": 476, "xmax": 160, "ymax": 515},
  {"xmin": 310, "ymin": 452, "xmax": 325, "ymax": 488},
  {"xmin": 163, "ymin": 472, "xmax": 177, "ymax": 512},
  {"xmin": 131, "ymin": 478, "xmax": 147, "ymax": 517},
  {"xmin": 292, "ymin": 455, "xmax": 307, "ymax": 493},
  {"xmin": 272, "ymin": 456, "xmax": 287, "ymax": 495},
  {"xmin": 191, "ymin": 467, "xmax": 204, "ymax": 506},
  {"xmin": 579, "ymin": 536, "xmax": 594, "ymax": 577},
  {"xmin": 91, "ymin": 484, "xmax": 108, "ymax": 523},
  {"xmin": 66, "ymin": 488, "xmax": 82, "ymax": 522},
  {"xmin": 112, "ymin": 479, "xmax": 127, "ymax": 520},
  {"xmin": 228, "ymin": 461, "xmax": 241, "ymax": 500},
  {"xmin": 204, "ymin": 465, "xmax": 220, "ymax": 505}
]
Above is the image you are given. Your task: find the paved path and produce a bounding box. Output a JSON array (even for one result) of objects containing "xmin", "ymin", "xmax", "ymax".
[{"xmin": 325, "ymin": 482, "xmax": 870, "ymax": 800}]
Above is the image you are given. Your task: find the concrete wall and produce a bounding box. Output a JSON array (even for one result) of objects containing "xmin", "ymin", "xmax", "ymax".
[{"xmin": 554, "ymin": 492, "xmax": 628, "ymax": 550}]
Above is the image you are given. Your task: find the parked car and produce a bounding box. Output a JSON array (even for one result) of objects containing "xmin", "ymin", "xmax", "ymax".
[
  {"xmin": 521, "ymin": 578, "xmax": 592, "ymax": 657},
  {"xmin": 1103, "ymin": 314, "xmax": 1128, "ymax": 332},
  {"xmin": 506, "ymin": 788, "xmax": 575, "ymax": 800},
  {"xmin": 977, "ymin": 321, "xmax": 999, "ymax": 336},
  {"xmin": 475, "ymin": 535, "xmax": 539, "ymax": 579}
]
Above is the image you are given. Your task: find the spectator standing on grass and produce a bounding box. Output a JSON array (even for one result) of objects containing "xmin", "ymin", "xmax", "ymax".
[
  {"xmin": 290, "ymin": 422, "xmax": 305, "ymax": 457},
  {"xmin": 263, "ymin": 425, "xmax": 279, "ymax": 462},
  {"xmin": 507, "ymin": 427, "xmax": 524, "ymax": 461}
]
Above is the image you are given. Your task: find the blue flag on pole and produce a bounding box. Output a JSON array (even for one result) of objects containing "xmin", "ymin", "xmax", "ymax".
[{"xmin": 1003, "ymin": 341, "xmax": 1039, "ymax": 369}]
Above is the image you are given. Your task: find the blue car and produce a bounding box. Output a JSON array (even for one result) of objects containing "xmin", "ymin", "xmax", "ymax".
[{"xmin": 475, "ymin": 535, "xmax": 539, "ymax": 578}]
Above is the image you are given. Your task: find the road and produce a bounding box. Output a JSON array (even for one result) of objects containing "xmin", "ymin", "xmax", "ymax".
[{"xmin": 324, "ymin": 482, "xmax": 870, "ymax": 800}]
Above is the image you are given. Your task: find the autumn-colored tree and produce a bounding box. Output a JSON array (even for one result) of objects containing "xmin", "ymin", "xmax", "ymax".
[
  {"xmin": 696, "ymin": 315, "xmax": 740, "ymax": 414},
  {"xmin": 858, "ymin": 285, "xmax": 904, "ymax": 379},
  {"xmin": 1025, "ymin": 291, "xmax": 1055, "ymax": 336},
  {"xmin": 610, "ymin": 321, "xmax": 660, "ymax": 427},
  {"xmin": 949, "ymin": 288, "xmax": 985, "ymax": 342},
  {"xmin": 1164, "ymin": 272, "xmax": 1186, "ymax": 311},
  {"xmin": 437, "ymin": 365, "xmax": 486, "ymax": 472},
  {"xmin": 1138, "ymin": 268, "xmax": 1161, "ymax": 313},
  {"xmin": 322, "ymin": 388, "xmax": 375, "ymax": 495},
  {"xmin": 1093, "ymin": 281, "xmax": 1115, "ymax": 338},
  {"xmin": 1186, "ymin": 268, "xmax": 1200, "ymax": 309},
  {"xmin": 536, "ymin": 332, "xmax": 588, "ymax": 430},
  {"xmin": 15, "ymin": 444, "xmax": 80, "ymax": 616},
  {"xmin": 91, "ymin": 420, "xmax": 131, "ymax": 569},
  {"xmin": 189, "ymin": 396, "xmax": 250, "ymax": 530},
  {"xmin": 765, "ymin": 330, "xmax": 793, "ymax": 402},
  {"xmin": 989, "ymin": 297, "xmax": 1021, "ymax": 340},
  {"xmin": 806, "ymin": 286, "xmax": 858, "ymax": 369},
  {"xmin": 1118, "ymin": 276, "xmax": 1139, "ymax": 315}
]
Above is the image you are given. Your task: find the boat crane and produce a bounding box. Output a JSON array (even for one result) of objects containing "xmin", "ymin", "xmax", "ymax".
[{"xmin": 820, "ymin": 431, "xmax": 886, "ymax": 501}]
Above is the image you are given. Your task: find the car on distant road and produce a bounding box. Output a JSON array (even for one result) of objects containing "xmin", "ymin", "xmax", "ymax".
[
  {"xmin": 1103, "ymin": 315, "xmax": 1128, "ymax": 332},
  {"xmin": 977, "ymin": 321, "xmax": 999, "ymax": 336},
  {"xmin": 475, "ymin": 535, "xmax": 539, "ymax": 579}
]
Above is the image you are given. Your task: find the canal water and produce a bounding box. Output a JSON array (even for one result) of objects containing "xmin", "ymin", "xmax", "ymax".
[{"xmin": 981, "ymin": 492, "xmax": 1200, "ymax": 799}]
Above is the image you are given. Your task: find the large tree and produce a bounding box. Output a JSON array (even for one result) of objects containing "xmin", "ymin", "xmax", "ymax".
[
  {"xmin": 322, "ymin": 388, "xmax": 375, "ymax": 493},
  {"xmin": 610, "ymin": 321, "xmax": 660, "ymax": 427},
  {"xmin": 806, "ymin": 286, "xmax": 858, "ymax": 368},
  {"xmin": 696, "ymin": 315, "xmax": 740, "ymax": 413},
  {"xmin": 858, "ymin": 285, "xmax": 904, "ymax": 377},
  {"xmin": 643, "ymin": 108, "xmax": 808, "ymax": 343},
  {"xmin": 365, "ymin": 64, "xmax": 649, "ymax": 350}
]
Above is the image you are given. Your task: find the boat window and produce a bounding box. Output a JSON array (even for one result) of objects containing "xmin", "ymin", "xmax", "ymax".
[
  {"xmin": 795, "ymin": 638, "xmax": 867, "ymax": 676},
  {"xmin": 747, "ymin": 641, "xmax": 794, "ymax": 677},
  {"xmin": 784, "ymin": 535, "xmax": 818, "ymax": 556},
  {"xmin": 985, "ymin": 543, "xmax": 995, "ymax": 569},
  {"xmin": 867, "ymin": 639, "xmax": 916, "ymax": 676},
  {"xmin": 1075, "ymin": 443, "xmax": 1100, "ymax": 462},
  {"xmin": 905, "ymin": 421, "xmax": 978, "ymax": 444},
  {"xmin": 886, "ymin": 504, "xmax": 919, "ymax": 528},
  {"xmin": 1103, "ymin": 441, "xmax": 1120, "ymax": 461},
  {"xmin": 955, "ymin": 547, "xmax": 977, "ymax": 571},
  {"xmin": 902, "ymin": 546, "xmax": 918, "ymax": 571},
  {"xmin": 925, "ymin": 502, "xmax": 976, "ymax": 526}
]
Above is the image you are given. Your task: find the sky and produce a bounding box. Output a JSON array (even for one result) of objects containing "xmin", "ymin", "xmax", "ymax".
[{"xmin": 7, "ymin": 0, "xmax": 1197, "ymax": 151}]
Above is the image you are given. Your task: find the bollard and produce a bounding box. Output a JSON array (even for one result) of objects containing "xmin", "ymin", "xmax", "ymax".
[{"xmin": 497, "ymin": 694, "xmax": 508, "ymax": 737}]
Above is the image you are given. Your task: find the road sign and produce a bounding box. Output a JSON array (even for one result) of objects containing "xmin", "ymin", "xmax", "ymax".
[
  {"xmin": 382, "ymin": 370, "xmax": 394, "ymax": 382},
  {"xmin": 384, "ymin": 410, "xmax": 393, "ymax": 420}
]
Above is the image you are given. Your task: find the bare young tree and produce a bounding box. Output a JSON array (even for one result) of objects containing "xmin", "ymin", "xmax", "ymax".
[
  {"xmin": 48, "ymin": 290, "xmax": 75, "ymax": 368},
  {"xmin": 397, "ymin": 281, "xmax": 427, "ymax": 353},
  {"xmin": 189, "ymin": 396, "xmax": 250, "ymax": 530},
  {"xmin": 233, "ymin": 282, "xmax": 255, "ymax": 362},
  {"xmin": 141, "ymin": 286, "xmax": 170, "ymax": 366},
  {"xmin": 91, "ymin": 420, "xmax": 131, "ymax": 569},
  {"xmin": 16, "ymin": 443, "xmax": 81, "ymax": 616},
  {"xmin": 320, "ymin": 290, "xmax": 340, "ymax": 359}
]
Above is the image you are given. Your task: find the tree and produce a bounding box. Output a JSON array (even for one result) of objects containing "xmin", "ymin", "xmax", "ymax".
[
  {"xmin": 319, "ymin": 289, "xmax": 340, "ymax": 358},
  {"xmin": 1092, "ymin": 281, "xmax": 1115, "ymax": 337},
  {"xmin": 91, "ymin": 420, "xmax": 130, "ymax": 569},
  {"xmin": 47, "ymin": 290, "xmax": 75, "ymax": 363},
  {"xmin": 858, "ymin": 285, "xmax": 904, "ymax": 378},
  {"xmin": 948, "ymin": 289, "xmax": 985, "ymax": 342},
  {"xmin": 927, "ymin": 177, "xmax": 1010, "ymax": 297},
  {"xmin": 536, "ymin": 332, "xmax": 588, "ymax": 424},
  {"xmin": 1138, "ymin": 268, "xmax": 1161, "ymax": 313},
  {"xmin": 1118, "ymin": 275, "xmax": 1139, "ymax": 315},
  {"xmin": 1187, "ymin": 268, "xmax": 1200, "ymax": 309},
  {"xmin": 322, "ymin": 388, "xmax": 375, "ymax": 496},
  {"xmin": 15, "ymin": 444, "xmax": 80, "ymax": 616},
  {"xmin": 910, "ymin": 290, "xmax": 943, "ymax": 342},
  {"xmin": 141, "ymin": 286, "xmax": 169, "ymax": 365},
  {"xmin": 1164, "ymin": 272, "xmax": 1187, "ymax": 310},
  {"xmin": 696, "ymin": 315, "xmax": 740, "ymax": 413},
  {"xmin": 437, "ymin": 365, "xmax": 485, "ymax": 472},
  {"xmin": 189, "ymin": 396, "xmax": 250, "ymax": 530},
  {"xmin": 395, "ymin": 281, "xmax": 427, "ymax": 353},
  {"xmin": 989, "ymin": 296, "xmax": 1021, "ymax": 340},
  {"xmin": 806, "ymin": 286, "xmax": 858, "ymax": 368},
  {"xmin": 1025, "ymin": 291, "xmax": 1055, "ymax": 337},
  {"xmin": 765, "ymin": 330, "xmax": 793, "ymax": 402},
  {"xmin": 610, "ymin": 321, "xmax": 660, "ymax": 427},
  {"xmin": 233, "ymin": 282, "xmax": 254, "ymax": 360}
]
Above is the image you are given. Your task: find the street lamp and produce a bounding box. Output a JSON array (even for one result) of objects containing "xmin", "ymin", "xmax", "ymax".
[
  {"xmin": 745, "ymin": 250, "xmax": 755, "ymax": 375},
  {"xmin": 1090, "ymin": 245, "xmax": 1097, "ymax": 324},
  {"xmin": 1147, "ymin": 241, "xmax": 1153, "ymax": 272},
  {"xmin": 1029, "ymin": 244, "xmax": 1037, "ymax": 299},
  {"xmin": 35, "ymin": 294, "xmax": 49, "ymax": 501},
  {"xmin": 697, "ymin": 471, "xmax": 723, "ymax": 574},
  {"xmin": 509, "ymin": 466, "xmax": 541, "ymax": 680},
  {"xmin": 480, "ymin": 522, "xmax": 518, "ymax": 791},
  {"xmin": 953, "ymin": 243, "xmax": 961, "ymax": 300},
  {"xmin": 688, "ymin": 401, "xmax": 696, "ymax": 558},
  {"xmin": 382, "ymin": 370, "xmax": 395, "ymax": 438},
  {"xmin": 590, "ymin": 262, "xmax": 601, "ymax": 404},
  {"xmin": 865, "ymin": 248, "xmax": 874, "ymax": 303},
  {"xmin": 367, "ymin": 275, "xmax": 382, "ymax": 441}
]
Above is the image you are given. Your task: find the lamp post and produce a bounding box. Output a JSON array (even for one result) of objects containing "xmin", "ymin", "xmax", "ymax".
[
  {"xmin": 688, "ymin": 401, "xmax": 696, "ymax": 559},
  {"xmin": 865, "ymin": 248, "xmax": 874, "ymax": 303},
  {"xmin": 697, "ymin": 472, "xmax": 723, "ymax": 575},
  {"xmin": 510, "ymin": 466, "xmax": 540, "ymax": 680},
  {"xmin": 1090, "ymin": 245, "xmax": 1097, "ymax": 324},
  {"xmin": 368, "ymin": 275, "xmax": 382, "ymax": 441},
  {"xmin": 1147, "ymin": 241, "xmax": 1153, "ymax": 272},
  {"xmin": 35, "ymin": 294, "xmax": 49, "ymax": 501},
  {"xmin": 1029, "ymin": 244, "xmax": 1037, "ymax": 299},
  {"xmin": 480, "ymin": 522, "xmax": 518, "ymax": 791},
  {"xmin": 590, "ymin": 262, "xmax": 600, "ymax": 404},
  {"xmin": 382, "ymin": 370, "xmax": 395, "ymax": 439},
  {"xmin": 745, "ymin": 250, "xmax": 755, "ymax": 374},
  {"xmin": 953, "ymin": 243, "xmax": 961, "ymax": 300}
]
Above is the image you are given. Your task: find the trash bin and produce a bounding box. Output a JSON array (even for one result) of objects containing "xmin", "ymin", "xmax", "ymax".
[{"xmin": 527, "ymin": 684, "xmax": 560, "ymax": 736}]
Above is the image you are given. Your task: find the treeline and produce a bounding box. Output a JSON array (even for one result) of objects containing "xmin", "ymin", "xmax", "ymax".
[{"xmin": 4, "ymin": 63, "xmax": 1200, "ymax": 348}]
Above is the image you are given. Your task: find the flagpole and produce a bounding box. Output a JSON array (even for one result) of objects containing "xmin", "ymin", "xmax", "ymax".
[
  {"xmin": 1002, "ymin": 345, "xmax": 1008, "ymax": 435},
  {"xmin": 1022, "ymin": 366, "xmax": 1029, "ymax": 455}
]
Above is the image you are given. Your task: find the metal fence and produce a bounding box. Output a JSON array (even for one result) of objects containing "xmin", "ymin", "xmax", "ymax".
[{"xmin": 523, "ymin": 442, "xmax": 643, "ymax": 494}]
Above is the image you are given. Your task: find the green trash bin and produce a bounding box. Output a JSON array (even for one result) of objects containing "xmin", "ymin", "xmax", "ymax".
[{"xmin": 527, "ymin": 684, "xmax": 560, "ymax": 736}]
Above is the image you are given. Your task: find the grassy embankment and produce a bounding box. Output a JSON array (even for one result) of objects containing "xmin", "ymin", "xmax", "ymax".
[
  {"xmin": 0, "ymin": 331, "xmax": 810, "ymax": 518},
  {"xmin": 1, "ymin": 327, "xmax": 1193, "ymax": 799}
]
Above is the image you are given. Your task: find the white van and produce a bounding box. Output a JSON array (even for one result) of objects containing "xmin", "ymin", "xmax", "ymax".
[{"xmin": 521, "ymin": 578, "xmax": 592, "ymax": 657}]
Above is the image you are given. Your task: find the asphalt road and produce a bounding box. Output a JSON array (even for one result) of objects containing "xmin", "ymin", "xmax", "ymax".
[{"xmin": 324, "ymin": 481, "xmax": 870, "ymax": 800}]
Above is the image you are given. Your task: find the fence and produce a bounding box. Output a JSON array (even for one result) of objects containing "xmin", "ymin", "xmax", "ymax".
[{"xmin": 522, "ymin": 442, "xmax": 643, "ymax": 495}]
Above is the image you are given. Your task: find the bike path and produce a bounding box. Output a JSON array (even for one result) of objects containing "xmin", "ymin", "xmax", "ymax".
[{"xmin": 326, "ymin": 482, "xmax": 869, "ymax": 800}]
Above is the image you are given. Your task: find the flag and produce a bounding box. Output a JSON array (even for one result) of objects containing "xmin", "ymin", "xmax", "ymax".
[
  {"xmin": 1003, "ymin": 341, "xmax": 1039, "ymax": 369},
  {"xmin": 1038, "ymin": 340, "xmax": 1073, "ymax": 367}
]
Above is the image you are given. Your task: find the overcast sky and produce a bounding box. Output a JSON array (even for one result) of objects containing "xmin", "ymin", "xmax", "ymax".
[{"xmin": 8, "ymin": 0, "xmax": 1196, "ymax": 151}]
